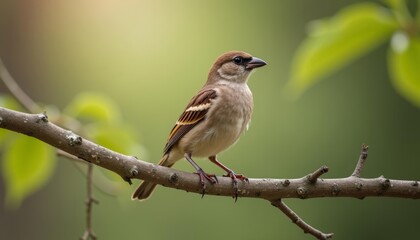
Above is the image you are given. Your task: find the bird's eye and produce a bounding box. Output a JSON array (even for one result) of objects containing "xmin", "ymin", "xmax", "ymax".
[{"xmin": 233, "ymin": 56, "xmax": 243, "ymax": 65}]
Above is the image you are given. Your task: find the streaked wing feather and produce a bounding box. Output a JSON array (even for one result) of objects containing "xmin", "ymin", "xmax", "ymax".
[{"xmin": 163, "ymin": 89, "xmax": 217, "ymax": 154}]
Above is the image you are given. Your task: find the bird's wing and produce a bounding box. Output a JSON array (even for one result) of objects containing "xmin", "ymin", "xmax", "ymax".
[{"xmin": 163, "ymin": 89, "xmax": 217, "ymax": 154}]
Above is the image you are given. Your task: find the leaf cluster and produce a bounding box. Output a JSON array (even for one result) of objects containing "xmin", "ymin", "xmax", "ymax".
[
  {"xmin": 289, "ymin": 0, "xmax": 420, "ymax": 108},
  {"xmin": 0, "ymin": 92, "xmax": 140, "ymax": 207}
]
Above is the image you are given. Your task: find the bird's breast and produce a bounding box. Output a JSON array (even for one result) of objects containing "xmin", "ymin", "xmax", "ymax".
[
  {"xmin": 177, "ymin": 83, "xmax": 253, "ymax": 158},
  {"xmin": 195, "ymin": 84, "xmax": 253, "ymax": 156},
  {"xmin": 209, "ymin": 83, "xmax": 253, "ymax": 131}
]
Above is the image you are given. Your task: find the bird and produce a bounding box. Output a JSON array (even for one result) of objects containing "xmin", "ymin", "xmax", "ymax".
[{"xmin": 132, "ymin": 51, "xmax": 267, "ymax": 200}]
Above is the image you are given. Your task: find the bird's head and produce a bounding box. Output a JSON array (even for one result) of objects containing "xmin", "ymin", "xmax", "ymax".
[{"xmin": 207, "ymin": 51, "xmax": 267, "ymax": 85}]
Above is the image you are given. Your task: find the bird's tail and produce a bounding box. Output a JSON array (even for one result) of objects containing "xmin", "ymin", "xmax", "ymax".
[{"xmin": 132, "ymin": 154, "xmax": 173, "ymax": 200}]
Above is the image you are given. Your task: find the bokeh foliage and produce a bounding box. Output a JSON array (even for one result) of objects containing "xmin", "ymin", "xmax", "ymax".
[
  {"xmin": 288, "ymin": 0, "xmax": 420, "ymax": 109},
  {"xmin": 0, "ymin": 92, "xmax": 139, "ymax": 208}
]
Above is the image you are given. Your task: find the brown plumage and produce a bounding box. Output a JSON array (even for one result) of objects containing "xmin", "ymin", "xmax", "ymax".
[
  {"xmin": 132, "ymin": 51, "xmax": 266, "ymax": 200},
  {"xmin": 163, "ymin": 89, "xmax": 217, "ymax": 154}
]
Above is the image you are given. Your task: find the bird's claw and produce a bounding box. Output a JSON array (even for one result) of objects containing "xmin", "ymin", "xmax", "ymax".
[
  {"xmin": 195, "ymin": 169, "xmax": 217, "ymax": 198},
  {"xmin": 223, "ymin": 171, "xmax": 248, "ymax": 202}
]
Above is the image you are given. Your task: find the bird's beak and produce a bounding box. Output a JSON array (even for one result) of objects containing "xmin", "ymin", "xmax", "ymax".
[{"xmin": 246, "ymin": 57, "xmax": 267, "ymax": 70}]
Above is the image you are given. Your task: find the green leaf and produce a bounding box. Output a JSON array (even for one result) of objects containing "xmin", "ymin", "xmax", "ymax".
[
  {"xmin": 384, "ymin": 0, "xmax": 405, "ymax": 11},
  {"xmin": 417, "ymin": 0, "xmax": 420, "ymax": 23},
  {"xmin": 288, "ymin": 3, "xmax": 398, "ymax": 96},
  {"xmin": 89, "ymin": 123, "xmax": 142, "ymax": 182},
  {"xmin": 2, "ymin": 136, "xmax": 55, "ymax": 208},
  {"xmin": 389, "ymin": 35, "xmax": 420, "ymax": 107},
  {"xmin": 0, "ymin": 126, "xmax": 10, "ymax": 146},
  {"xmin": 0, "ymin": 94, "xmax": 21, "ymax": 110},
  {"xmin": 64, "ymin": 92, "xmax": 121, "ymax": 124},
  {"xmin": 0, "ymin": 95, "xmax": 21, "ymax": 144},
  {"xmin": 384, "ymin": 0, "xmax": 413, "ymax": 25},
  {"xmin": 90, "ymin": 124, "xmax": 138, "ymax": 155}
]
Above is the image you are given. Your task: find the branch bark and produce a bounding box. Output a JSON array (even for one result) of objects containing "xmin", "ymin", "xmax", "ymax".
[
  {"xmin": 271, "ymin": 199, "xmax": 334, "ymax": 239},
  {"xmin": 1, "ymin": 107, "xmax": 419, "ymax": 200},
  {"xmin": 80, "ymin": 163, "xmax": 98, "ymax": 240},
  {"xmin": 351, "ymin": 144, "xmax": 369, "ymax": 178},
  {"xmin": 0, "ymin": 59, "xmax": 40, "ymax": 113},
  {"xmin": 1, "ymin": 107, "xmax": 420, "ymax": 239}
]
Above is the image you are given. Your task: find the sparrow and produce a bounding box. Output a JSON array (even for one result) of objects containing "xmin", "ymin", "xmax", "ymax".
[{"xmin": 132, "ymin": 51, "xmax": 267, "ymax": 200}]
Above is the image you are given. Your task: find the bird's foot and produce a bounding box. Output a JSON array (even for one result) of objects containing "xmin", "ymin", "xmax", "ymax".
[
  {"xmin": 195, "ymin": 168, "xmax": 218, "ymax": 198},
  {"xmin": 223, "ymin": 170, "xmax": 248, "ymax": 202}
]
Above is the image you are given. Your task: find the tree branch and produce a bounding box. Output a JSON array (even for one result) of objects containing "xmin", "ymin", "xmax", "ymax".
[
  {"xmin": 307, "ymin": 165, "xmax": 329, "ymax": 183},
  {"xmin": 0, "ymin": 58, "xmax": 40, "ymax": 113},
  {"xmin": 80, "ymin": 163, "xmax": 98, "ymax": 240},
  {"xmin": 0, "ymin": 58, "xmax": 99, "ymax": 239},
  {"xmin": 271, "ymin": 199, "xmax": 333, "ymax": 239},
  {"xmin": 351, "ymin": 144, "xmax": 369, "ymax": 178},
  {"xmin": 1, "ymin": 107, "xmax": 419, "ymax": 201},
  {"xmin": 2, "ymin": 107, "xmax": 420, "ymax": 239}
]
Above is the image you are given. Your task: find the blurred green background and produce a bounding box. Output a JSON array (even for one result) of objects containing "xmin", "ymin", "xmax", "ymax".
[{"xmin": 1, "ymin": 0, "xmax": 420, "ymax": 239}]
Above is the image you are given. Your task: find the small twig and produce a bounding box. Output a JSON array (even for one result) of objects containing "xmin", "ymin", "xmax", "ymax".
[
  {"xmin": 80, "ymin": 163, "xmax": 98, "ymax": 240},
  {"xmin": 0, "ymin": 57, "xmax": 101, "ymax": 239},
  {"xmin": 271, "ymin": 199, "xmax": 334, "ymax": 240},
  {"xmin": 57, "ymin": 149, "xmax": 87, "ymax": 164},
  {"xmin": 351, "ymin": 144, "xmax": 369, "ymax": 178},
  {"xmin": 0, "ymin": 58, "xmax": 40, "ymax": 113},
  {"xmin": 307, "ymin": 165, "xmax": 329, "ymax": 183},
  {"xmin": 70, "ymin": 159, "xmax": 121, "ymax": 197}
]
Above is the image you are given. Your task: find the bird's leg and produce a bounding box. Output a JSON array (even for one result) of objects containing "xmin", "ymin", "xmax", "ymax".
[
  {"xmin": 208, "ymin": 156, "xmax": 248, "ymax": 201},
  {"xmin": 184, "ymin": 153, "xmax": 217, "ymax": 197}
]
